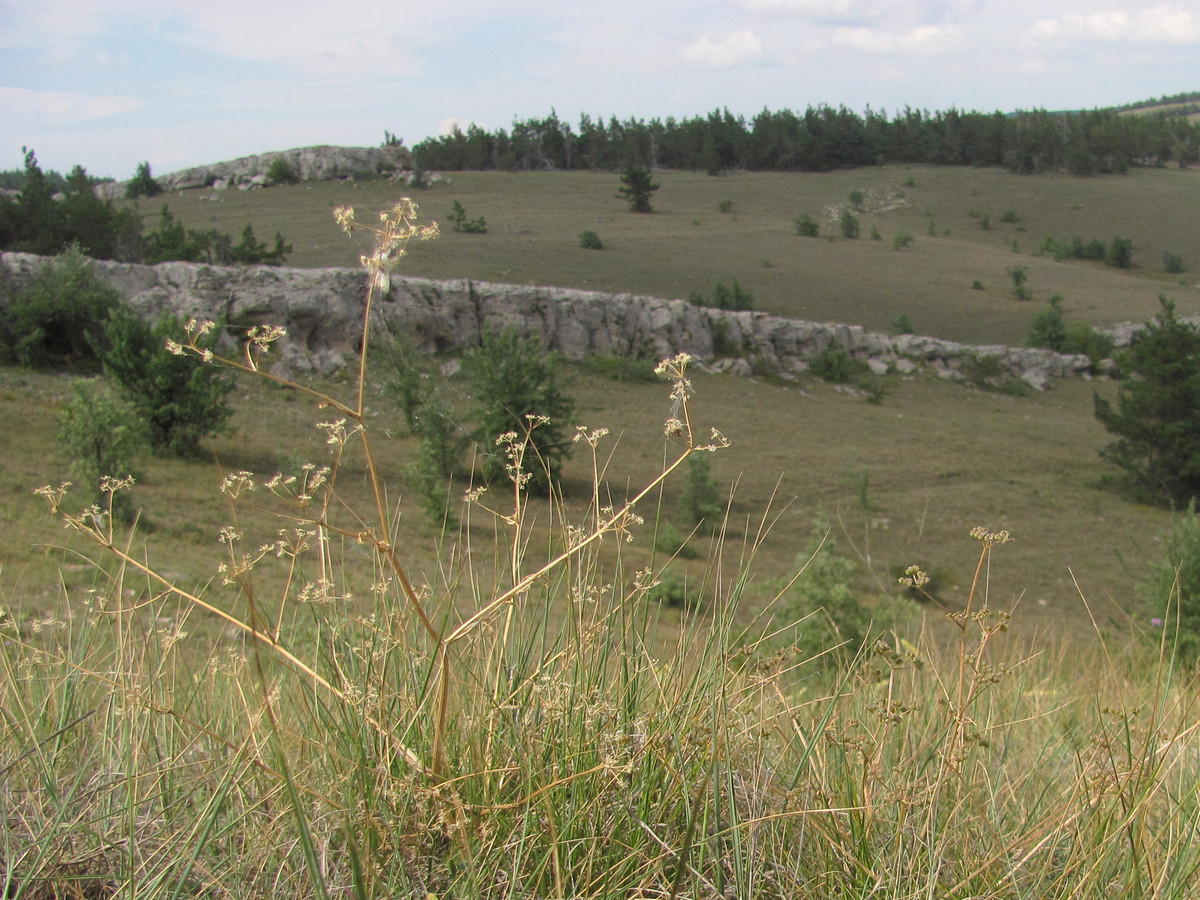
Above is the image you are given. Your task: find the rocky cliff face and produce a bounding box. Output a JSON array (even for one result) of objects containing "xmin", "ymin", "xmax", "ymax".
[
  {"xmin": 93, "ymin": 145, "xmax": 420, "ymax": 199},
  {"xmin": 1, "ymin": 251, "xmax": 1118, "ymax": 388}
]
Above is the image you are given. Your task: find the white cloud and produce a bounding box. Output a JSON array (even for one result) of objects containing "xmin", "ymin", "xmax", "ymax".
[
  {"xmin": 737, "ymin": 0, "xmax": 881, "ymax": 21},
  {"xmin": 1031, "ymin": 5, "xmax": 1200, "ymax": 44},
  {"xmin": 0, "ymin": 86, "xmax": 144, "ymax": 123},
  {"xmin": 682, "ymin": 30, "xmax": 765, "ymax": 67},
  {"xmin": 834, "ymin": 23, "xmax": 964, "ymax": 55}
]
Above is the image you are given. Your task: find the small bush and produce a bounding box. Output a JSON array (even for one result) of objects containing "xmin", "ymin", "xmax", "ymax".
[
  {"xmin": 839, "ymin": 210, "xmax": 860, "ymax": 239},
  {"xmin": 718, "ymin": 199, "xmax": 733, "ymax": 213},
  {"xmin": 1028, "ymin": 296, "xmax": 1067, "ymax": 351},
  {"xmin": 1000, "ymin": 209, "xmax": 1019, "ymax": 223},
  {"xmin": 848, "ymin": 189, "xmax": 865, "ymax": 210},
  {"xmin": 461, "ymin": 329, "xmax": 576, "ymax": 493},
  {"xmin": 794, "ymin": 214, "xmax": 820, "ymax": 237},
  {"xmin": 692, "ymin": 279, "xmax": 754, "ymax": 312},
  {"xmin": 580, "ymin": 354, "xmax": 659, "ymax": 383},
  {"xmin": 810, "ymin": 346, "xmax": 856, "ymax": 383},
  {"xmin": 979, "ymin": 213, "xmax": 991, "ymax": 230},
  {"xmin": 870, "ymin": 224, "xmax": 882, "ymax": 241},
  {"xmin": 99, "ymin": 306, "xmax": 235, "ymax": 458},
  {"xmin": 892, "ymin": 314, "xmax": 915, "ymax": 335},
  {"xmin": 1065, "ymin": 323, "xmax": 1114, "ymax": 363},
  {"xmin": 678, "ymin": 454, "xmax": 723, "ymax": 534},
  {"xmin": 56, "ymin": 378, "xmax": 146, "ymax": 513},
  {"xmin": 653, "ymin": 521, "xmax": 699, "ymax": 559},
  {"xmin": 0, "ymin": 245, "xmax": 120, "ymax": 369},
  {"xmin": 1008, "ymin": 265, "xmax": 1032, "ymax": 302},
  {"xmin": 1139, "ymin": 499, "xmax": 1200, "ymax": 663},
  {"xmin": 648, "ymin": 571, "xmax": 701, "ymax": 611},
  {"xmin": 578, "ymin": 229, "xmax": 603, "ymax": 250},
  {"xmin": 266, "ymin": 157, "xmax": 300, "ymax": 185},
  {"xmin": 1107, "ymin": 236, "xmax": 1133, "ymax": 269},
  {"xmin": 1163, "ymin": 250, "xmax": 1185, "ymax": 274},
  {"xmin": 448, "ymin": 200, "xmax": 487, "ymax": 234},
  {"xmin": 892, "ymin": 228, "xmax": 914, "ymax": 250},
  {"xmin": 778, "ymin": 512, "xmax": 871, "ymax": 669},
  {"xmin": 125, "ymin": 161, "xmax": 163, "ymax": 199},
  {"xmin": 971, "ymin": 279, "xmax": 985, "ymax": 290}
]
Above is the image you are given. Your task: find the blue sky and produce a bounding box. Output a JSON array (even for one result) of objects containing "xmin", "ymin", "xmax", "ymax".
[{"xmin": 2, "ymin": 0, "xmax": 1197, "ymax": 180}]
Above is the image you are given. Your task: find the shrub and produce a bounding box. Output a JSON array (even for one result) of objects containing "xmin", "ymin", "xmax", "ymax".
[
  {"xmin": 710, "ymin": 279, "xmax": 754, "ymax": 311},
  {"xmin": 1000, "ymin": 209, "xmax": 1019, "ymax": 223},
  {"xmin": 718, "ymin": 199, "xmax": 733, "ymax": 213},
  {"xmin": 266, "ymin": 157, "xmax": 300, "ymax": 185},
  {"xmin": 448, "ymin": 200, "xmax": 487, "ymax": 233},
  {"xmin": 406, "ymin": 392, "xmax": 468, "ymax": 528},
  {"xmin": 56, "ymin": 378, "xmax": 146, "ymax": 513},
  {"xmin": 1107, "ymin": 235, "xmax": 1133, "ymax": 269},
  {"xmin": 580, "ymin": 354, "xmax": 659, "ymax": 383},
  {"xmin": 1163, "ymin": 250, "xmax": 1185, "ymax": 274},
  {"xmin": 1139, "ymin": 499, "xmax": 1200, "ymax": 664},
  {"xmin": 979, "ymin": 213, "xmax": 991, "ymax": 230},
  {"xmin": 378, "ymin": 327, "xmax": 431, "ymax": 433},
  {"xmin": 461, "ymin": 329, "xmax": 576, "ymax": 493},
  {"xmin": 125, "ymin": 161, "xmax": 163, "ymax": 199},
  {"xmin": 0, "ymin": 245, "xmax": 120, "ymax": 368},
  {"xmin": 1008, "ymin": 265, "xmax": 1032, "ymax": 301},
  {"xmin": 99, "ymin": 307, "xmax": 235, "ymax": 458},
  {"xmin": 648, "ymin": 570, "xmax": 701, "ymax": 610},
  {"xmin": 839, "ymin": 210, "xmax": 860, "ymax": 239},
  {"xmin": 778, "ymin": 511, "xmax": 871, "ymax": 669},
  {"xmin": 892, "ymin": 228, "xmax": 914, "ymax": 250},
  {"xmin": 1064, "ymin": 323, "xmax": 1115, "ymax": 364},
  {"xmin": 652, "ymin": 520, "xmax": 699, "ymax": 559},
  {"xmin": 617, "ymin": 165, "xmax": 659, "ymax": 213},
  {"xmin": 809, "ymin": 346, "xmax": 856, "ymax": 383},
  {"xmin": 692, "ymin": 279, "xmax": 754, "ymax": 311},
  {"xmin": 892, "ymin": 314, "xmax": 915, "ymax": 335},
  {"xmin": 960, "ymin": 354, "xmax": 1030, "ymax": 396},
  {"xmin": 578, "ymin": 229, "xmax": 603, "ymax": 250},
  {"xmin": 1095, "ymin": 297, "xmax": 1200, "ymax": 505},
  {"xmin": 847, "ymin": 189, "xmax": 865, "ymax": 210},
  {"xmin": 794, "ymin": 214, "xmax": 820, "ymax": 237},
  {"xmin": 678, "ymin": 453, "xmax": 722, "ymax": 534},
  {"xmin": 141, "ymin": 206, "xmax": 291, "ymax": 266},
  {"xmin": 1028, "ymin": 296, "xmax": 1068, "ymax": 351}
]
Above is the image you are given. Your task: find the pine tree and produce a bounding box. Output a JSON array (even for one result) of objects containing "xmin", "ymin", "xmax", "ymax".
[
  {"xmin": 1094, "ymin": 297, "xmax": 1200, "ymax": 505},
  {"xmin": 617, "ymin": 165, "xmax": 659, "ymax": 213}
]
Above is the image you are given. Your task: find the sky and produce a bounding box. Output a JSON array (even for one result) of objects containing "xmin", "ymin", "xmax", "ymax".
[{"xmin": 1, "ymin": 0, "xmax": 1198, "ymax": 181}]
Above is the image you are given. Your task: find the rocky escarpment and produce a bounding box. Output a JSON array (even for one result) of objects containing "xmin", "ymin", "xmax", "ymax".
[
  {"xmin": 0, "ymin": 251, "xmax": 1123, "ymax": 388},
  {"xmin": 92, "ymin": 145, "xmax": 429, "ymax": 199}
]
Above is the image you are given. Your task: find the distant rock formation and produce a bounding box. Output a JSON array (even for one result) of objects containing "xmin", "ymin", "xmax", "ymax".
[
  {"xmin": 0, "ymin": 251, "xmax": 1126, "ymax": 388},
  {"xmin": 92, "ymin": 145, "xmax": 434, "ymax": 199}
]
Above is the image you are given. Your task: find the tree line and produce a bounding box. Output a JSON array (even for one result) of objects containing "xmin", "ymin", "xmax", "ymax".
[
  {"xmin": 0, "ymin": 149, "xmax": 290, "ymax": 265},
  {"xmin": 412, "ymin": 104, "xmax": 1200, "ymax": 176}
]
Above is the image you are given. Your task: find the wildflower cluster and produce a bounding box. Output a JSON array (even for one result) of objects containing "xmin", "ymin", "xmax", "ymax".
[{"xmin": 334, "ymin": 199, "xmax": 439, "ymax": 294}]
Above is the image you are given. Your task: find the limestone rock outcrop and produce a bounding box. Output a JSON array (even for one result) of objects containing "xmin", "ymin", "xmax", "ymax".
[
  {"xmin": 93, "ymin": 145, "xmax": 423, "ymax": 199},
  {"xmin": 1, "ymin": 251, "xmax": 1147, "ymax": 385}
]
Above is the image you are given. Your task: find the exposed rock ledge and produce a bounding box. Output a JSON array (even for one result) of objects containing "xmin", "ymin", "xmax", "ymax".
[
  {"xmin": 92, "ymin": 145, "xmax": 423, "ymax": 199},
  {"xmin": 0, "ymin": 251, "xmax": 1120, "ymax": 389}
]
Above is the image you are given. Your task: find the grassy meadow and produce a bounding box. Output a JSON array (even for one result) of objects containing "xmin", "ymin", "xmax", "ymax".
[
  {"xmin": 2, "ymin": 165, "xmax": 1200, "ymax": 897},
  {"xmin": 132, "ymin": 165, "xmax": 1200, "ymax": 345}
]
